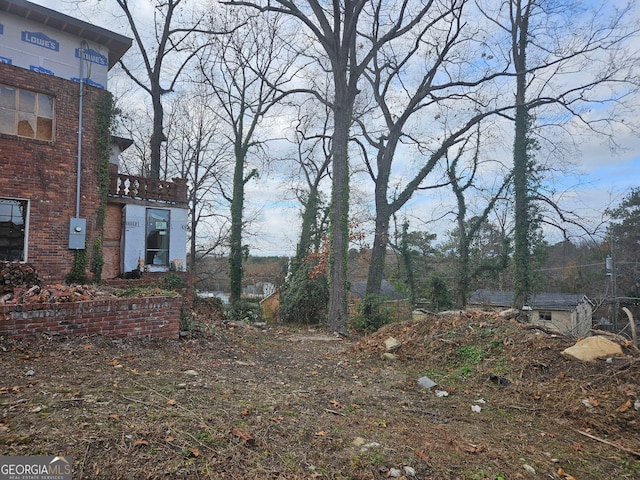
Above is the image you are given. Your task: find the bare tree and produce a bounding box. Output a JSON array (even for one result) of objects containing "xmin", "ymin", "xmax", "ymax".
[
  {"xmin": 286, "ymin": 104, "xmax": 333, "ymax": 270},
  {"xmin": 114, "ymin": 0, "xmax": 224, "ymax": 179},
  {"xmin": 479, "ymin": 0, "xmax": 640, "ymax": 308},
  {"xmin": 116, "ymin": 105, "xmax": 153, "ymax": 176},
  {"xmin": 163, "ymin": 90, "xmax": 233, "ymax": 276},
  {"xmin": 445, "ymin": 129, "xmax": 512, "ymax": 307},
  {"xmin": 355, "ymin": 0, "xmax": 514, "ymax": 302},
  {"xmin": 197, "ymin": 8, "xmax": 298, "ymax": 305},
  {"xmin": 227, "ymin": 0, "xmax": 450, "ymax": 333}
]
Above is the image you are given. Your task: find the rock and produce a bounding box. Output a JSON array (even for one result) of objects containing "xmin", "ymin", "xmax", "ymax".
[
  {"xmin": 352, "ymin": 437, "xmax": 366, "ymax": 447},
  {"xmin": 417, "ymin": 376, "xmax": 437, "ymax": 389},
  {"xmin": 382, "ymin": 352, "xmax": 398, "ymax": 361},
  {"xmin": 361, "ymin": 442, "xmax": 381, "ymax": 452},
  {"xmin": 635, "ymin": 399, "xmax": 640, "ymax": 411},
  {"xmin": 522, "ymin": 464, "xmax": 536, "ymax": 475},
  {"xmin": 404, "ymin": 466, "xmax": 416, "ymax": 476},
  {"xmin": 352, "ymin": 437, "xmax": 381, "ymax": 452},
  {"xmin": 435, "ymin": 390, "xmax": 449, "ymax": 397},
  {"xmin": 561, "ymin": 336, "xmax": 624, "ymax": 362},
  {"xmin": 384, "ymin": 337, "xmax": 401, "ymax": 352},
  {"xmin": 183, "ymin": 370, "xmax": 198, "ymax": 376},
  {"xmin": 471, "ymin": 404, "xmax": 482, "ymax": 413},
  {"xmin": 389, "ymin": 468, "xmax": 402, "ymax": 478}
]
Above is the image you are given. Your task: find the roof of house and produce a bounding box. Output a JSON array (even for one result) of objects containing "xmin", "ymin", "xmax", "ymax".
[
  {"xmin": 469, "ymin": 289, "xmax": 591, "ymax": 311},
  {"xmin": 350, "ymin": 280, "xmax": 406, "ymax": 301},
  {"xmin": 0, "ymin": 0, "xmax": 132, "ymax": 69},
  {"xmin": 112, "ymin": 136, "xmax": 134, "ymax": 152}
]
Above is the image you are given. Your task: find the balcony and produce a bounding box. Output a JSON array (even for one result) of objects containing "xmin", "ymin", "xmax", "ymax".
[{"xmin": 108, "ymin": 173, "xmax": 188, "ymax": 205}]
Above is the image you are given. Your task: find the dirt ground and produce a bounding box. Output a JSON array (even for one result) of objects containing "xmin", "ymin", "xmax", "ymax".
[{"xmin": 1, "ymin": 308, "xmax": 639, "ymax": 479}]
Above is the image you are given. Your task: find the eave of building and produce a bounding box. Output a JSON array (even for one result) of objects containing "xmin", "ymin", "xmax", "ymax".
[{"xmin": 0, "ymin": 0, "xmax": 132, "ymax": 69}]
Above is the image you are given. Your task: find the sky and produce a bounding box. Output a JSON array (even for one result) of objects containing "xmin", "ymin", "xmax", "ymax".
[{"xmin": 29, "ymin": 0, "xmax": 640, "ymax": 256}]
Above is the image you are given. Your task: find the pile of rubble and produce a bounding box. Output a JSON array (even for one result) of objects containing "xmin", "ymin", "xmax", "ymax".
[
  {"xmin": 1, "ymin": 260, "xmax": 40, "ymax": 295},
  {"xmin": 0, "ymin": 261, "xmax": 114, "ymax": 305},
  {"xmin": 0, "ymin": 283, "xmax": 114, "ymax": 305}
]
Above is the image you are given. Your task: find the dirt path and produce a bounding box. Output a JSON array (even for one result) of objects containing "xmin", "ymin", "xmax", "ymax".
[{"xmin": 1, "ymin": 316, "xmax": 639, "ymax": 479}]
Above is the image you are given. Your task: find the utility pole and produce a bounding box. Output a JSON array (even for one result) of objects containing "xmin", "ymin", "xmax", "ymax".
[{"xmin": 606, "ymin": 236, "xmax": 618, "ymax": 330}]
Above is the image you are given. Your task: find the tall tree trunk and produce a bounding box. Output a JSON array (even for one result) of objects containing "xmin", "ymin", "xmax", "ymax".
[
  {"xmin": 366, "ymin": 211, "xmax": 390, "ymax": 299},
  {"xmin": 398, "ymin": 220, "xmax": 416, "ymax": 306},
  {"xmin": 229, "ymin": 149, "xmax": 245, "ymax": 305},
  {"xmin": 512, "ymin": 0, "xmax": 531, "ymax": 309},
  {"xmin": 365, "ymin": 147, "xmax": 392, "ymax": 298},
  {"xmin": 150, "ymin": 84, "xmax": 165, "ymax": 180},
  {"xmin": 455, "ymin": 211, "xmax": 471, "ymax": 309},
  {"xmin": 294, "ymin": 187, "xmax": 319, "ymax": 269},
  {"xmin": 189, "ymin": 203, "xmax": 197, "ymax": 273},
  {"xmin": 327, "ymin": 88, "xmax": 351, "ymax": 334}
]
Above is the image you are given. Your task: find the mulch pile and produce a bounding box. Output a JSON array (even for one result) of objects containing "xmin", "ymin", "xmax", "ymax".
[{"xmin": 355, "ymin": 311, "xmax": 640, "ymax": 456}]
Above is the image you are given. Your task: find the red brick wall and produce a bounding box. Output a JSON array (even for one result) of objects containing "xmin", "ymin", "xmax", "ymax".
[
  {"xmin": 0, "ymin": 296, "xmax": 181, "ymax": 339},
  {"xmin": 0, "ymin": 63, "xmax": 107, "ymax": 283}
]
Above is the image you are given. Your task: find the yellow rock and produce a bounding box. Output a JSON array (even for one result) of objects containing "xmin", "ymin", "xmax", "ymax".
[{"xmin": 561, "ymin": 336, "xmax": 623, "ymax": 361}]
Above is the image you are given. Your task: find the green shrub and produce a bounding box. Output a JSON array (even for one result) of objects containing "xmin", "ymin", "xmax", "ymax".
[
  {"xmin": 196, "ymin": 295, "xmax": 224, "ymax": 313},
  {"xmin": 349, "ymin": 294, "xmax": 394, "ymax": 334},
  {"xmin": 279, "ymin": 260, "xmax": 328, "ymax": 324},
  {"xmin": 225, "ymin": 298, "xmax": 262, "ymax": 323},
  {"xmin": 423, "ymin": 274, "xmax": 453, "ymax": 311},
  {"xmin": 66, "ymin": 249, "xmax": 89, "ymax": 284},
  {"xmin": 163, "ymin": 273, "xmax": 185, "ymax": 290}
]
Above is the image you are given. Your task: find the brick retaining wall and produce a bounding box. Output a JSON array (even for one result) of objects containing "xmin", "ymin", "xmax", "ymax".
[{"xmin": 0, "ymin": 296, "xmax": 181, "ymax": 339}]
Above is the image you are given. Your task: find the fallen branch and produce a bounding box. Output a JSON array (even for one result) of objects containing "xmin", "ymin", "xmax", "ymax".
[
  {"xmin": 0, "ymin": 398, "xmax": 27, "ymax": 406},
  {"xmin": 592, "ymin": 328, "xmax": 640, "ymax": 355},
  {"xmin": 325, "ymin": 408, "xmax": 346, "ymax": 416},
  {"xmin": 621, "ymin": 307, "xmax": 638, "ymax": 349},
  {"xmin": 575, "ymin": 429, "xmax": 640, "ymax": 458}
]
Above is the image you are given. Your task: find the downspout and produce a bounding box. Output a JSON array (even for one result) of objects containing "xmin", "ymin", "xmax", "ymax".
[{"xmin": 76, "ymin": 41, "xmax": 89, "ymax": 218}]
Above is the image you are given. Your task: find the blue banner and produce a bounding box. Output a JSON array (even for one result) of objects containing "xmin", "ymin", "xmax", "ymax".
[
  {"xmin": 30, "ymin": 65, "xmax": 55, "ymax": 75},
  {"xmin": 71, "ymin": 77, "xmax": 105, "ymax": 89},
  {"xmin": 21, "ymin": 31, "xmax": 59, "ymax": 51},
  {"xmin": 75, "ymin": 47, "xmax": 108, "ymax": 66}
]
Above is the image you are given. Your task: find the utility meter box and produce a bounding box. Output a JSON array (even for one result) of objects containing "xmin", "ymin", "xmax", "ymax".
[{"xmin": 69, "ymin": 218, "xmax": 87, "ymax": 249}]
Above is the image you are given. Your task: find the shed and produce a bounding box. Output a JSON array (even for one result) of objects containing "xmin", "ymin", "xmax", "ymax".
[{"xmin": 469, "ymin": 289, "xmax": 594, "ymax": 337}]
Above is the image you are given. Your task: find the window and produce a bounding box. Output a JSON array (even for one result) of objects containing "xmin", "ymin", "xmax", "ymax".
[
  {"xmin": 146, "ymin": 208, "xmax": 170, "ymax": 266},
  {"xmin": 538, "ymin": 311, "xmax": 552, "ymax": 322},
  {"xmin": 0, "ymin": 84, "xmax": 54, "ymax": 140},
  {"xmin": 0, "ymin": 198, "xmax": 28, "ymax": 261}
]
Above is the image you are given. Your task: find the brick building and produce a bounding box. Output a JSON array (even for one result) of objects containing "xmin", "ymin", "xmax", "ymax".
[{"xmin": 0, "ymin": 0, "xmax": 188, "ymax": 284}]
